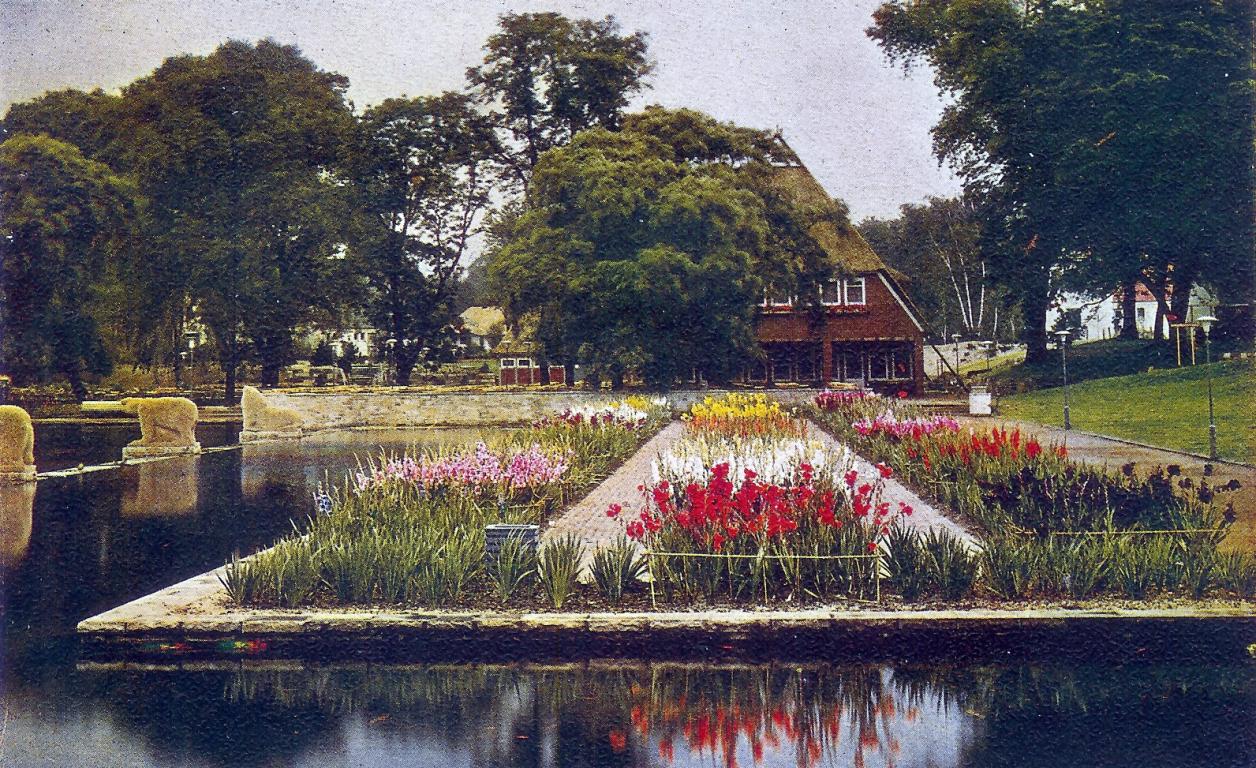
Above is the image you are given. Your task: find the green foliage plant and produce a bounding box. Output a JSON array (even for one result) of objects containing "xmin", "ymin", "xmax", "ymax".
[
  {"xmin": 884, "ymin": 523, "xmax": 930, "ymax": 602},
  {"xmin": 539, "ymin": 533, "xmax": 585, "ymax": 609},
  {"xmin": 923, "ymin": 529, "xmax": 977, "ymax": 601},
  {"xmin": 1215, "ymin": 552, "xmax": 1256, "ymax": 599},
  {"xmin": 590, "ymin": 534, "xmax": 645, "ymax": 604},
  {"xmin": 981, "ymin": 535, "xmax": 1040, "ymax": 601},
  {"xmin": 489, "ymin": 534, "xmax": 538, "ymax": 603}
]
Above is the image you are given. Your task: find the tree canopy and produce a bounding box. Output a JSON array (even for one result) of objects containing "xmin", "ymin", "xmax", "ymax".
[
  {"xmin": 114, "ymin": 39, "xmax": 357, "ymax": 394},
  {"xmin": 0, "ymin": 134, "xmax": 137, "ymax": 398},
  {"xmin": 869, "ymin": 0, "xmax": 1254, "ymax": 357},
  {"xmin": 349, "ymin": 93, "xmax": 499, "ymax": 383},
  {"xmin": 489, "ymin": 108, "xmax": 844, "ymax": 387},
  {"xmin": 467, "ymin": 12, "xmax": 654, "ymax": 190}
]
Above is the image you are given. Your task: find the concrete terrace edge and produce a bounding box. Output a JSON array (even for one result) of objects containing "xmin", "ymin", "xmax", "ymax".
[{"xmin": 77, "ymin": 564, "xmax": 1256, "ymax": 662}]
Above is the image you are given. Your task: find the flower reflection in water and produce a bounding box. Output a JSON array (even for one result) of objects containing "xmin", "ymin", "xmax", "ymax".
[
  {"xmin": 612, "ymin": 666, "xmax": 972, "ymax": 768},
  {"xmin": 216, "ymin": 663, "xmax": 975, "ymax": 767}
]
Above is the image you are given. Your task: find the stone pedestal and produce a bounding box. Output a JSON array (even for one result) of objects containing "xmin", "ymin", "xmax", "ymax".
[
  {"xmin": 122, "ymin": 442, "xmax": 202, "ymax": 460},
  {"xmin": 0, "ymin": 481, "xmax": 35, "ymax": 567},
  {"xmin": 0, "ymin": 465, "xmax": 37, "ymax": 484},
  {"xmin": 239, "ymin": 429, "xmax": 303, "ymax": 443}
]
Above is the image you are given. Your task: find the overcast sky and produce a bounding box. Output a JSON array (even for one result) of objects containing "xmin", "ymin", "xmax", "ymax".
[{"xmin": 0, "ymin": 0, "xmax": 961, "ymax": 220}]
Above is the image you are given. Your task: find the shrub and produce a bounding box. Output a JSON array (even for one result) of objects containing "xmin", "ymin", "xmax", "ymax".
[
  {"xmin": 884, "ymin": 523, "xmax": 930, "ymax": 601},
  {"xmin": 1177, "ymin": 535, "xmax": 1216, "ymax": 598},
  {"xmin": 320, "ymin": 538, "xmax": 376, "ymax": 604},
  {"xmin": 590, "ymin": 534, "xmax": 645, "ymax": 604},
  {"xmin": 1050, "ymin": 537, "xmax": 1108, "ymax": 600},
  {"xmin": 1215, "ymin": 551, "xmax": 1256, "ymax": 599},
  {"xmin": 1111, "ymin": 536, "xmax": 1156, "ymax": 599},
  {"xmin": 539, "ymin": 533, "xmax": 585, "ymax": 609},
  {"xmin": 220, "ymin": 552, "xmax": 260, "ymax": 605},
  {"xmin": 923, "ymin": 529, "xmax": 977, "ymax": 600},
  {"xmin": 488, "ymin": 534, "xmax": 538, "ymax": 603},
  {"xmin": 981, "ymin": 535, "xmax": 1039, "ymax": 600},
  {"xmin": 261, "ymin": 539, "xmax": 320, "ymax": 608}
]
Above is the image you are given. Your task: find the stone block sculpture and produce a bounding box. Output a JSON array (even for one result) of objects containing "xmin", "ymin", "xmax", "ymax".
[
  {"xmin": 0, "ymin": 405, "xmax": 36, "ymax": 482},
  {"xmin": 240, "ymin": 386, "xmax": 304, "ymax": 442},
  {"xmin": 120, "ymin": 396, "xmax": 202, "ymax": 458}
]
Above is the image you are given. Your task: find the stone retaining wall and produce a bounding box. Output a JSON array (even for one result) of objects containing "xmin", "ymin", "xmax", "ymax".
[{"xmin": 247, "ymin": 388, "xmax": 827, "ymax": 432}]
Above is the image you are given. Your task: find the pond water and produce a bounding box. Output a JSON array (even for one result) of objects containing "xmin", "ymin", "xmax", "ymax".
[{"xmin": 2, "ymin": 425, "xmax": 1254, "ymax": 767}]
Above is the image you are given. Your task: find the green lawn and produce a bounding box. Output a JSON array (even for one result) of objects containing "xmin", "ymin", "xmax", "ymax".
[
  {"xmin": 997, "ymin": 359, "xmax": 1255, "ymax": 462},
  {"xmin": 989, "ymin": 338, "xmax": 1250, "ymax": 393}
]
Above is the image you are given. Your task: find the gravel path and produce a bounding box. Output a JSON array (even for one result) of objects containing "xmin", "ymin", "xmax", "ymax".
[
  {"xmin": 542, "ymin": 421, "xmax": 686, "ymax": 573},
  {"xmin": 806, "ymin": 421, "xmax": 982, "ymax": 551}
]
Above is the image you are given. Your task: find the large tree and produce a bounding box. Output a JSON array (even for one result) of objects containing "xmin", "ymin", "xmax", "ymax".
[
  {"xmin": 467, "ymin": 12, "xmax": 653, "ymax": 192},
  {"xmin": 859, "ymin": 196, "xmax": 1012, "ymax": 340},
  {"xmin": 349, "ymin": 93, "xmax": 499, "ymax": 383},
  {"xmin": 489, "ymin": 108, "xmax": 840, "ymax": 387},
  {"xmin": 113, "ymin": 39, "xmax": 356, "ymax": 397},
  {"xmin": 0, "ymin": 134, "xmax": 136, "ymax": 399},
  {"xmin": 870, "ymin": 0, "xmax": 1254, "ymax": 357}
]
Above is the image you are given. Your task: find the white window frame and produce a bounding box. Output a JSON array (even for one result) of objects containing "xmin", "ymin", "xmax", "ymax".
[
  {"xmin": 764, "ymin": 287, "xmax": 793, "ymax": 308},
  {"xmin": 844, "ymin": 278, "xmax": 866, "ymax": 306},
  {"xmin": 517, "ymin": 358, "xmax": 533, "ymax": 368},
  {"xmin": 819, "ymin": 280, "xmax": 842, "ymax": 306},
  {"xmin": 500, "ymin": 358, "xmax": 516, "ymax": 369}
]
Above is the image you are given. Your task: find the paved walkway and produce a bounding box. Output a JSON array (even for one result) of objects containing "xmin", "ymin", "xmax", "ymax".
[
  {"xmin": 807, "ymin": 423, "xmax": 981, "ymax": 550},
  {"xmin": 543, "ymin": 420, "xmax": 981, "ymax": 575},
  {"xmin": 959, "ymin": 417, "xmax": 1256, "ymax": 553},
  {"xmin": 542, "ymin": 421, "xmax": 686, "ymax": 573}
]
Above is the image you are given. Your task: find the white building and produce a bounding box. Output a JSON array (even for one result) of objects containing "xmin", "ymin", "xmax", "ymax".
[{"xmin": 1046, "ymin": 282, "xmax": 1215, "ymax": 342}]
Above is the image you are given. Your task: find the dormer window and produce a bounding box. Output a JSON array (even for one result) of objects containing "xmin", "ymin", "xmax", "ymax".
[{"xmin": 844, "ymin": 277, "xmax": 866, "ymax": 306}]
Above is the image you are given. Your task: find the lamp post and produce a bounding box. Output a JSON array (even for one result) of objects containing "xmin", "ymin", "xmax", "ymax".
[
  {"xmin": 1054, "ymin": 329, "xmax": 1072, "ymax": 430},
  {"xmin": 1197, "ymin": 315, "xmax": 1218, "ymax": 459},
  {"xmin": 951, "ymin": 333, "xmax": 961, "ymax": 379},
  {"xmin": 385, "ymin": 338, "xmax": 397, "ymax": 386}
]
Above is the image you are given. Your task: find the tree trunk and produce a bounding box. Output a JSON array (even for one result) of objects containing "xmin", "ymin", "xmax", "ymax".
[
  {"xmin": 62, "ymin": 359, "xmax": 87, "ymax": 402},
  {"xmin": 396, "ymin": 352, "xmax": 418, "ymax": 386},
  {"xmin": 610, "ymin": 365, "xmax": 625, "ymax": 391},
  {"xmin": 564, "ymin": 360, "xmax": 576, "ymax": 388},
  {"xmin": 1021, "ymin": 287, "xmax": 1050, "ymax": 364},
  {"xmin": 224, "ymin": 359, "xmax": 237, "ymax": 405},
  {"xmin": 1170, "ymin": 273, "xmax": 1194, "ymax": 323},
  {"xmin": 1119, "ymin": 279, "xmax": 1139, "ymax": 339}
]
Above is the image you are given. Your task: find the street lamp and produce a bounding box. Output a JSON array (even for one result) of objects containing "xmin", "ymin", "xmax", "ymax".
[
  {"xmin": 1197, "ymin": 315, "xmax": 1218, "ymax": 459},
  {"xmin": 951, "ymin": 333, "xmax": 961, "ymax": 380},
  {"xmin": 384, "ymin": 338, "xmax": 397, "ymax": 386},
  {"xmin": 1053, "ymin": 329, "xmax": 1072, "ymax": 430}
]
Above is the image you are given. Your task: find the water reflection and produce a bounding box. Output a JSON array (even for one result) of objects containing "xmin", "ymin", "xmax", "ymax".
[
  {"xmin": 121, "ymin": 457, "xmax": 200, "ymax": 518},
  {"xmin": 10, "ymin": 661, "xmax": 1242, "ymax": 768},
  {"xmin": 0, "ymin": 481, "xmax": 35, "ymax": 566}
]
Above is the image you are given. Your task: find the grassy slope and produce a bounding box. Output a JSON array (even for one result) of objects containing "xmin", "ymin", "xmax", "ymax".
[{"xmin": 997, "ymin": 359, "xmax": 1255, "ymax": 462}]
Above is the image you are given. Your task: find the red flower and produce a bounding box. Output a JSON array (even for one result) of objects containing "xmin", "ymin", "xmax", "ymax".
[
  {"xmin": 866, "ymin": 541, "xmax": 878, "ymax": 552},
  {"xmin": 876, "ymin": 463, "xmax": 893, "ymax": 479},
  {"xmin": 1026, "ymin": 440, "xmax": 1042, "ymax": 459},
  {"xmin": 899, "ymin": 502, "xmax": 914, "ymax": 516},
  {"xmin": 844, "ymin": 470, "xmax": 859, "ymax": 488},
  {"xmin": 712, "ymin": 533, "xmax": 725, "ymax": 552},
  {"xmin": 626, "ymin": 520, "xmax": 645, "ymax": 540},
  {"xmin": 897, "ymin": 390, "xmax": 908, "ymax": 399},
  {"xmin": 605, "ymin": 503, "xmax": 622, "ymax": 518},
  {"xmin": 608, "ymin": 729, "xmax": 627, "ymax": 752}
]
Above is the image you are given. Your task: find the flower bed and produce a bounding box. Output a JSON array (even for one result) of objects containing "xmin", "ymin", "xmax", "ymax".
[
  {"xmin": 615, "ymin": 394, "xmax": 906, "ymax": 604},
  {"xmin": 221, "ymin": 398, "xmax": 671, "ymax": 609},
  {"xmin": 809, "ymin": 391, "xmax": 1254, "ymax": 602}
]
